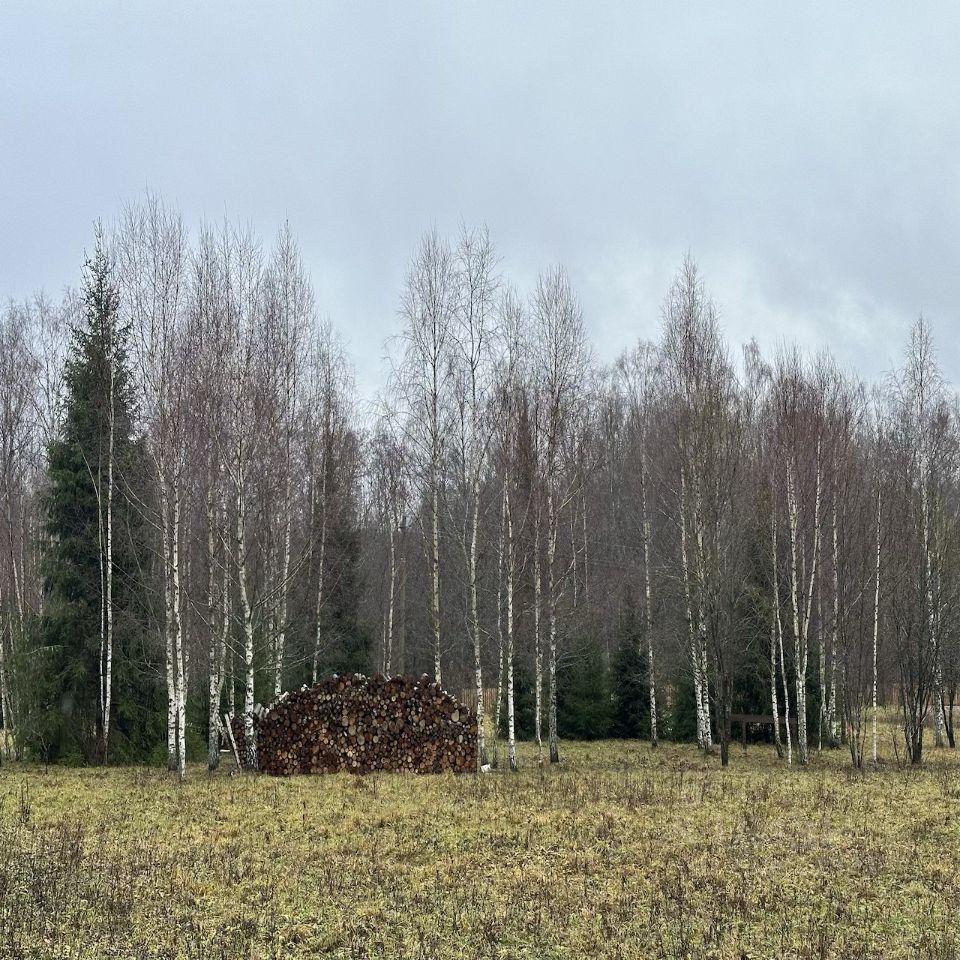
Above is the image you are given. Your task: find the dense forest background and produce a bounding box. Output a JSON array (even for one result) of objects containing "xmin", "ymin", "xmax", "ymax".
[{"xmin": 0, "ymin": 193, "xmax": 956, "ymax": 774}]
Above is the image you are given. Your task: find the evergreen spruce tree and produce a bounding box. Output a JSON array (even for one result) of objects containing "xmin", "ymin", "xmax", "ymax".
[
  {"xmin": 37, "ymin": 229, "xmax": 161, "ymax": 762},
  {"xmin": 557, "ymin": 633, "xmax": 614, "ymax": 740},
  {"xmin": 610, "ymin": 610, "xmax": 652, "ymax": 740},
  {"xmin": 305, "ymin": 435, "xmax": 371, "ymax": 683}
]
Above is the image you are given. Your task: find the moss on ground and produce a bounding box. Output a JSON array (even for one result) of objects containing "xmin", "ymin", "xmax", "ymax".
[{"xmin": 1, "ymin": 739, "xmax": 959, "ymax": 958}]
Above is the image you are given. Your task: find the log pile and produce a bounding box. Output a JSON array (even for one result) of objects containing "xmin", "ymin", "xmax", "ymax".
[
  {"xmin": 228, "ymin": 706, "xmax": 266, "ymax": 768},
  {"xmin": 249, "ymin": 673, "xmax": 478, "ymax": 775}
]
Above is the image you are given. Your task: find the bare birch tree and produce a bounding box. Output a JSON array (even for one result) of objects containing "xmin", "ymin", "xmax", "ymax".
[
  {"xmin": 261, "ymin": 224, "xmax": 312, "ymax": 699},
  {"xmin": 116, "ymin": 194, "xmax": 191, "ymax": 777},
  {"xmin": 532, "ymin": 266, "xmax": 590, "ymax": 764},
  {"xmin": 616, "ymin": 342, "xmax": 660, "ymax": 748},
  {"xmin": 451, "ymin": 225, "xmax": 499, "ymax": 762},
  {"xmin": 394, "ymin": 230, "xmax": 456, "ymax": 686}
]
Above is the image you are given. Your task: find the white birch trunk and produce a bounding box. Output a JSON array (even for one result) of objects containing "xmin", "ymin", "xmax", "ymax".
[
  {"xmin": 172, "ymin": 493, "xmax": 186, "ymax": 782},
  {"xmin": 818, "ymin": 585, "xmax": 825, "ymax": 751},
  {"xmin": 492, "ymin": 643, "xmax": 504, "ymax": 770},
  {"xmin": 872, "ymin": 483, "xmax": 882, "ymax": 766},
  {"xmin": 920, "ymin": 460, "xmax": 944, "ymax": 747},
  {"xmin": 679, "ymin": 466, "xmax": 708, "ymax": 751},
  {"xmin": 505, "ymin": 471, "xmax": 517, "ymax": 772},
  {"xmin": 769, "ymin": 498, "xmax": 784, "ymax": 759},
  {"xmin": 431, "ymin": 479, "xmax": 442, "ymax": 686},
  {"xmin": 787, "ymin": 460, "xmax": 807, "ymax": 764},
  {"xmin": 778, "ymin": 600, "xmax": 793, "ymax": 765},
  {"xmin": 470, "ymin": 465, "xmax": 484, "ymax": 764},
  {"xmin": 693, "ymin": 503, "xmax": 712, "ymax": 751},
  {"xmin": 533, "ymin": 502, "xmax": 543, "ymax": 762},
  {"xmin": 182, "ymin": 546, "xmax": 191, "ymax": 698},
  {"xmin": 828, "ymin": 497, "xmax": 839, "ymax": 745},
  {"xmin": 385, "ymin": 509, "xmax": 397, "ymax": 675},
  {"xmin": 207, "ymin": 479, "xmax": 227, "ymax": 771},
  {"xmin": 274, "ymin": 471, "xmax": 292, "ymax": 700},
  {"xmin": 91, "ymin": 345, "xmax": 115, "ymax": 765},
  {"xmin": 235, "ymin": 449, "xmax": 256, "ymax": 769},
  {"xmin": 640, "ymin": 445, "xmax": 657, "ymax": 748},
  {"xmin": 2, "ymin": 495, "xmax": 23, "ymax": 751},
  {"xmin": 398, "ymin": 531, "xmax": 407, "ymax": 675},
  {"xmin": 492, "ymin": 481, "xmax": 507, "ymax": 769},
  {"xmin": 547, "ymin": 479, "xmax": 560, "ymax": 764},
  {"xmin": 160, "ymin": 483, "xmax": 177, "ymax": 772},
  {"xmin": 103, "ymin": 374, "xmax": 113, "ymax": 763},
  {"xmin": 312, "ymin": 446, "xmax": 328, "ymax": 684},
  {"xmin": 207, "ymin": 505, "xmax": 220, "ymax": 771},
  {"xmin": 226, "ymin": 632, "xmax": 234, "ymax": 715},
  {"xmin": 786, "ymin": 449, "xmax": 821, "ymax": 765},
  {"xmin": 96, "ymin": 462, "xmax": 106, "ymax": 757}
]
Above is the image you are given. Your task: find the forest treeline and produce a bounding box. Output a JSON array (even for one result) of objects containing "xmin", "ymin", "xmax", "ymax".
[{"xmin": 0, "ymin": 192, "xmax": 956, "ymax": 774}]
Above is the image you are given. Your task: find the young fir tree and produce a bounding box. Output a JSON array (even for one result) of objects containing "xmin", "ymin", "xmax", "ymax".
[
  {"xmin": 610, "ymin": 605, "xmax": 652, "ymax": 741},
  {"xmin": 39, "ymin": 231, "xmax": 160, "ymax": 763},
  {"xmin": 557, "ymin": 633, "xmax": 614, "ymax": 741}
]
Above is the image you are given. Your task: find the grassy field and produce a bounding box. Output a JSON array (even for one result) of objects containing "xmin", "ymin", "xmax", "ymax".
[{"xmin": 1, "ymin": 740, "xmax": 959, "ymax": 959}]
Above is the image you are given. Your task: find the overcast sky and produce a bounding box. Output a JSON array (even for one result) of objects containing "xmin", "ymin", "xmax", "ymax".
[{"xmin": 2, "ymin": 3, "xmax": 959, "ymax": 398}]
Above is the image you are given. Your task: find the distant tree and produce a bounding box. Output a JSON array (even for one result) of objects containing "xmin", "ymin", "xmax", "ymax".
[
  {"xmin": 532, "ymin": 266, "xmax": 591, "ymax": 764},
  {"xmin": 39, "ymin": 230, "xmax": 158, "ymax": 762},
  {"xmin": 661, "ymin": 257, "xmax": 753, "ymax": 766},
  {"xmin": 557, "ymin": 634, "xmax": 612, "ymax": 741},
  {"xmin": 0, "ymin": 301, "xmax": 42, "ymax": 759},
  {"xmin": 609, "ymin": 604, "xmax": 651, "ymax": 740},
  {"xmin": 494, "ymin": 286, "xmax": 527, "ymax": 770},
  {"xmin": 888, "ymin": 319, "xmax": 956, "ymax": 763},
  {"xmin": 451, "ymin": 224, "xmax": 499, "ymax": 765},
  {"xmin": 115, "ymin": 194, "xmax": 192, "ymax": 778},
  {"xmin": 616, "ymin": 342, "xmax": 660, "ymax": 748},
  {"xmin": 394, "ymin": 230, "xmax": 456, "ymax": 686}
]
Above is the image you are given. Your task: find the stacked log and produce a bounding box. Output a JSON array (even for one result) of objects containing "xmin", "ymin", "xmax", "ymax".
[
  {"xmin": 228, "ymin": 706, "xmax": 266, "ymax": 768},
  {"xmin": 252, "ymin": 673, "xmax": 478, "ymax": 775}
]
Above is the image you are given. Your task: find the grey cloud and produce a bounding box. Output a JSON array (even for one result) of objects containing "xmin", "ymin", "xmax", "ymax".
[{"xmin": 2, "ymin": 2, "xmax": 959, "ymax": 396}]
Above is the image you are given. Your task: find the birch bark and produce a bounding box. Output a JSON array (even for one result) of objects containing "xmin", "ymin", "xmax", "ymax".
[
  {"xmin": 640, "ymin": 441, "xmax": 657, "ymax": 748},
  {"xmin": 533, "ymin": 501, "xmax": 543, "ymax": 761},
  {"xmin": 872, "ymin": 483, "xmax": 882, "ymax": 767},
  {"xmin": 236, "ymin": 446, "xmax": 256, "ymax": 769},
  {"xmin": 769, "ymin": 494, "xmax": 784, "ymax": 759},
  {"xmin": 786, "ymin": 446, "xmax": 821, "ymax": 765},
  {"xmin": 312, "ymin": 421, "xmax": 328, "ymax": 683},
  {"xmin": 680, "ymin": 465, "xmax": 709, "ymax": 750},
  {"xmin": 102, "ymin": 349, "xmax": 114, "ymax": 762},
  {"xmin": 505, "ymin": 465, "xmax": 517, "ymax": 771}
]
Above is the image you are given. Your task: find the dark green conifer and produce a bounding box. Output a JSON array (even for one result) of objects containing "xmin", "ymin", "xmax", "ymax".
[{"xmin": 36, "ymin": 228, "xmax": 160, "ymax": 762}]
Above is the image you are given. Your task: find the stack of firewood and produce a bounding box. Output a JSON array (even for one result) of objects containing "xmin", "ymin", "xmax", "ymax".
[
  {"xmin": 237, "ymin": 673, "xmax": 478, "ymax": 775},
  {"xmin": 227, "ymin": 706, "xmax": 266, "ymax": 769}
]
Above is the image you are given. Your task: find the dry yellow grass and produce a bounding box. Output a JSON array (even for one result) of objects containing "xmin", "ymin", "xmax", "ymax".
[{"xmin": 1, "ymin": 739, "xmax": 959, "ymax": 959}]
